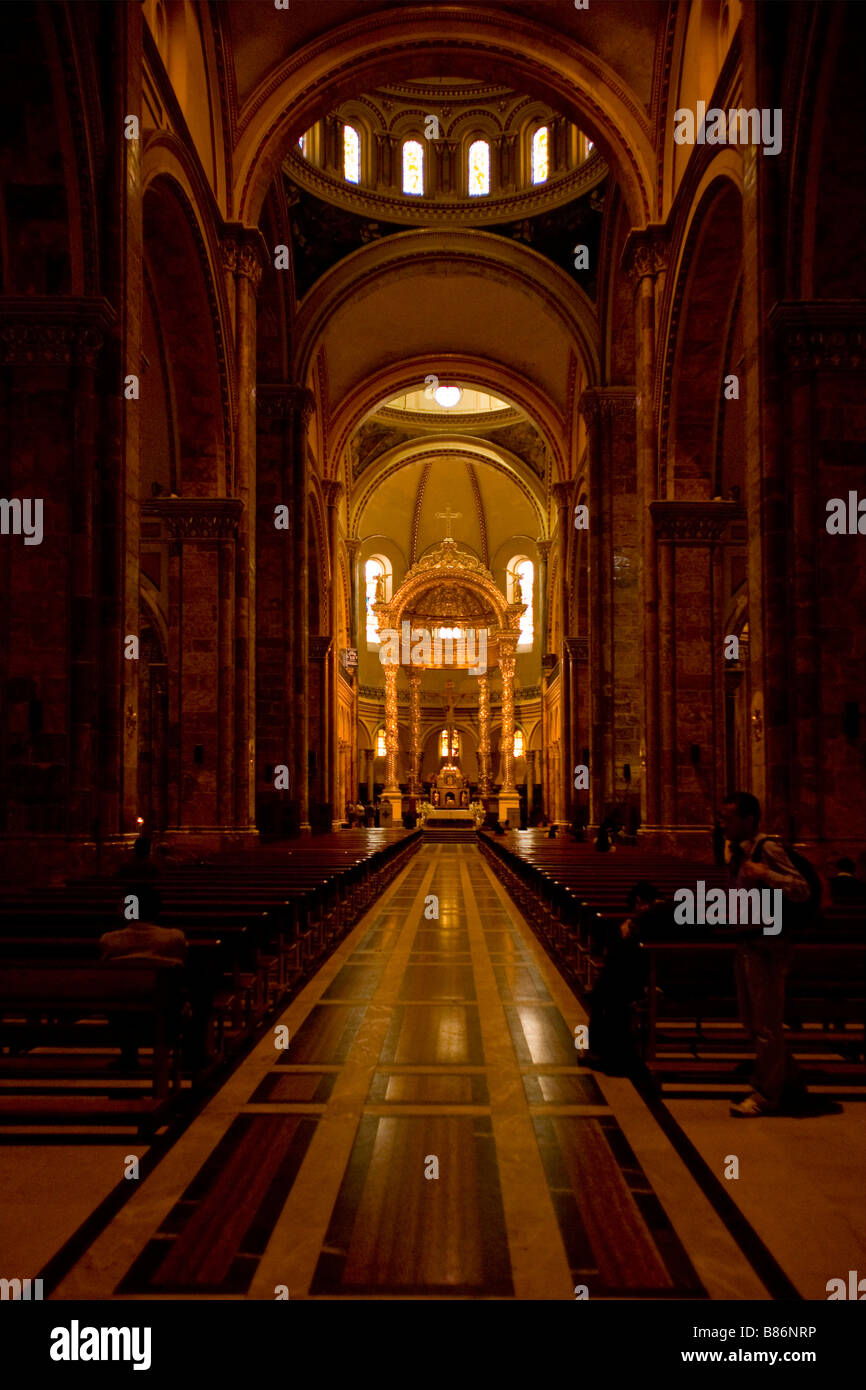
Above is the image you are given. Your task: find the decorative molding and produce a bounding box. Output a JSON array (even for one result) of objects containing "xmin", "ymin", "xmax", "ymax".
[
  {"xmin": 769, "ymin": 302, "xmax": 866, "ymax": 371},
  {"xmin": 322, "ymin": 479, "xmax": 344, "ymax": 507},
  {"xmin": 466, "ymin": 461, "xmax": 489, "ymax": 569},
  {"xmin": 282, "ymin": 146, "xmax": 608, "ymax": 228},
  {"xmin": 410, "ymin": 460, "xmax": 433, "ymax": 566},
  {"xmin": 140, "ymin": 497, "xmax": 243, "ymax": 539},
  {"xmin": 0, "ymin": 297, "xmax": 115, "ymax": 365},
  {"xmin": 375, "ymin": 404, "xmax": 520, "ymax": 429},
  {"xmin": 564, "ymin": 637, "xmax": 589, "ymax": 662},
  {"xmin": 650, "ymin": 500, "xmax": 746, "ymax": 542}
]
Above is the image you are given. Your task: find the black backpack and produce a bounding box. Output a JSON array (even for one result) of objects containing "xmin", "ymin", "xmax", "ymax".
[{"xmin": 751, "ymin": 837, "xmax": 823, "ymax": 932}]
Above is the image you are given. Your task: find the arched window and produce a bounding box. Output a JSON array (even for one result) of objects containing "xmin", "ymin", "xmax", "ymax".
[
  {"xmin": 365, "ymin": 556, "xmax": 390, "ymax": 644},
  {"xmin": 376, "ymin": 728, "xmax": 386, "ymax": 758},
  {"xmin": 440, "ymin": 728, "xmax": 461, "ymax": 759},
  {"xmin": 531, "ymin": 126, "xmax": 549, "ymax": 184},
  {"xmin": 508, "ymin": 557, "xmax": 534, "ymax": 648},
  {"xmin": 343, "ymin": 124, "xmax": 360, "ymax": 184},
  {"xmin": 468, "ymin": 139, "xmax": 490, "ymax": 196},
  {"xmin": 513, "ymin": 729, "xmax": 525, "ymax": 759},
  {"xmin": 402, "ymin": 140, "xmax": 424, "ymax": 195}
]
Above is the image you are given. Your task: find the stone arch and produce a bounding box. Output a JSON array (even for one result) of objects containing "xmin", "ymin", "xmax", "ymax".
[
  {"xmin": 661, "ymin": 174, "xmax": 743, "ymax": 499},
  {"xmin": 142, "ymin": 174, "xmax": 232, "ymax": 497},
  {"xmin": 234, "ymin": 6, "xmax": 654, "ymax": 228}
]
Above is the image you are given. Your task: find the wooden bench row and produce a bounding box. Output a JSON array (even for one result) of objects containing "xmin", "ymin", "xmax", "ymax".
[
  {"xmin": 478, "ymin": 830, "xmax": 866, "ymax": 1080},
  {"xmin": 0, "ymin": 829, "xmax": 421, "ymax": 1133}
]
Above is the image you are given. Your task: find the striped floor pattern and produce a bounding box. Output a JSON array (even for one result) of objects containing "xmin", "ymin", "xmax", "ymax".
[{"xmin": 64, "ymin": 845, "xmax": 707, "ymax": 1300}]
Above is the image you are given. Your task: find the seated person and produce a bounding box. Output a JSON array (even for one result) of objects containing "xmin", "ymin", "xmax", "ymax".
[
  {"xmin": 116, "ymin": 835, "xmax": 162, "ymax": 881},
  {"xmin": 585, "ymin": 881, "xmax": 671, "ymax": 1074},
  {"xmin": 100, "ymin": 887, "xmax": 186, "ymax": 965},
  {"xmin": 829, "ymin": 857, "xmax": 866, "ymax": 904},
  {"xmin": 100, "ymin": 887, "xmax": 187, "ymax": 1068}
]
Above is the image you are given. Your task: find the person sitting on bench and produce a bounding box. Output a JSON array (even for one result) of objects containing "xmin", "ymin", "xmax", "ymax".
[
  {"xmin": 100, "ymin": 887, "xmax": 186, "ymax": 1067},
  {"xmin": 585, "ymin": 881, "xmax": 671, "ymax": 1074}
]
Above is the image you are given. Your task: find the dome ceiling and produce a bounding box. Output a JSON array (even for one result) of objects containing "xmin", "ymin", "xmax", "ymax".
[{"xmin": 285, "ymin": 78, "xmax": 606, "ymax": 228}]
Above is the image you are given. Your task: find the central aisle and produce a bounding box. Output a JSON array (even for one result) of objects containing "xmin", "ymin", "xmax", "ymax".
[{"xmin": 56, "ymin": 845, "xmax": 765, "ymax": 1300}]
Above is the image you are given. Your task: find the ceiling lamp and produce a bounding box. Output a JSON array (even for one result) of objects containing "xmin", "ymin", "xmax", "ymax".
[{"xmin": 434, "ymin": 385, "xmax": 462, "ymax": 409}]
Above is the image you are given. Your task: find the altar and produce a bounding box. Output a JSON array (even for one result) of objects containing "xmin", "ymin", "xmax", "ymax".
[
  {"xmin": 429, "ymin": 759, "xmax": 470, "ymax": 810},
  {"xmin": 425, "ymin": 807, "xmax": 475, "ymax": 823}
]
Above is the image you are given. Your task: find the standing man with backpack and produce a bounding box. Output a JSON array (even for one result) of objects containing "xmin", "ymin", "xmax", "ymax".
[{"xmin": 720, "ymin": 792, "xmax": 819, "ymax": 1117}]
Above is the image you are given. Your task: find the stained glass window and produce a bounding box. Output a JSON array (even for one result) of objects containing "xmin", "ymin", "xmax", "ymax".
[
  {"xmin": 514, "ymin": 729, "xmax": 525, "ymax": 759},
  {"xmin": 440, "ymin": 729, "xmax": 460, "ymax": 759},
  {"xmin": 298, "ymin": 134, "xmax": 306, "ymax": 156},
  {"xmin": 365, "ymin": 557, "xmax": 388, "ymax": 643},
  {"xmin": 344, "ymin": 125, "xmax": 360, "ymax": 184},
  {"xmin": 468, "ymin": 140, "xmax": 490, "ymax": 196},
  {"xmin": 509, "ymin": 557, "xmax": 534, "ymax": 648},
  {"xmin": 531, "ymin": 126, "xmax": 549, "ymax": 184},
  {"xmin": 402, "ymin": 140, "xmax": 424, "ymax": 196},
  {"xmin": 376, "ymin": 728, "xmax": 386, "ymax": 758}
]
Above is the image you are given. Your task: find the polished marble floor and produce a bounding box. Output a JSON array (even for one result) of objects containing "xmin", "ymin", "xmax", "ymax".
[{"xmin": 16, "ymin": 844, "xmax": 861, "ymax": 1300}]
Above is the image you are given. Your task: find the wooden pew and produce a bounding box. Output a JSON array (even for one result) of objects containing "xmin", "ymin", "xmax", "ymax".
[{"xmin": 0, "ymin": 963, "xmax": 184, "ymax": 1135}]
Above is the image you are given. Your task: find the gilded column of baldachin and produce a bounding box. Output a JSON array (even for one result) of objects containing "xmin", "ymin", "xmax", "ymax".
[
  {"xmin": 477, "ymin": 672, "xmax": 491, "ymax": 795},
  {"xmin": 383, "ymin": 661, "xmax": 400, "ymax": 793},
  {"xmin": 499, "ymin": 639, "xmax": 517, "ymax": 793},
  {"xmin": 409, "ymin": 669, "xmax": 422, "ymax": 795}
]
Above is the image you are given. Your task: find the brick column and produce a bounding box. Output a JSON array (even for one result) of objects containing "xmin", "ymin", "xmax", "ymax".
[
  {"xmin": 551, "ymin": 481, "xmax": 573, "ymax": 824},
  {"xmin": 622, "ymin": 227, "xmax": 668, "ymax": 831},
  {"xmin": 0, "ymin": 300, "xmax": 114, "ymax": 844},
  {"xmin": 221, "ymin": 227, "xmax": 267, "ymax": 832},
  {"xmin": 256, "ymin": 383, "xmax": 314, "ymax": 833},
  {"xmin": 324, "ymin": 479, "xmax": 343, "ymax": 828}
]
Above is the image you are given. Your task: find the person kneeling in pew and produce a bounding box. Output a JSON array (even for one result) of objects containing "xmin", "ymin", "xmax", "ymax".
[{"xmin": 99, "ymin": 886, "xmax": 187, "ymax": 1069}]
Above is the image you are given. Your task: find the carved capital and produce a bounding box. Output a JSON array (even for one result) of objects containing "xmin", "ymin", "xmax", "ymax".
[
  {"xmin": 769, "ymin": 301, "xmax": 866, "ymax": 371},
  {"xmin": 220, "ymin": 224, "xmax": 268, "ymax": 290},
  {"xmin": 621, "ymin": 224, "xmax": 669, "ymax": 282},
  {"xmin": 650, "ymin": 500, "xmax": 746, "ymax": 542},
  {"xmin": 322, "ymin": 478, "xmax": 344, "ymax": 508},
  {"xmin": 0, "ymin": 296, "xmax": 115, "ymax": 365},
  {"xmin": 535, "ymin": 537, "xmax": 553, "ymax": 559},
  {"xmin": 551, "ymin": 480, "xmax": 573, "ymax": 510},
  {"xmin": 309, "ymin": 635, "xmax": 333, "ymax": 660},
  {"xmin": 579, "ymin": 386, "xmax": 638, "ymax": 425},
  {"xmin": 256, "ymin": 383, "xmax": 316, "ymax": 424},
  {"xmin": 564, "ymin": 636, "xmax": 589, "ymax": 663},
  {"xmin": 140, "ymin": 497, "xmax": 243, "ymax": 539}
]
